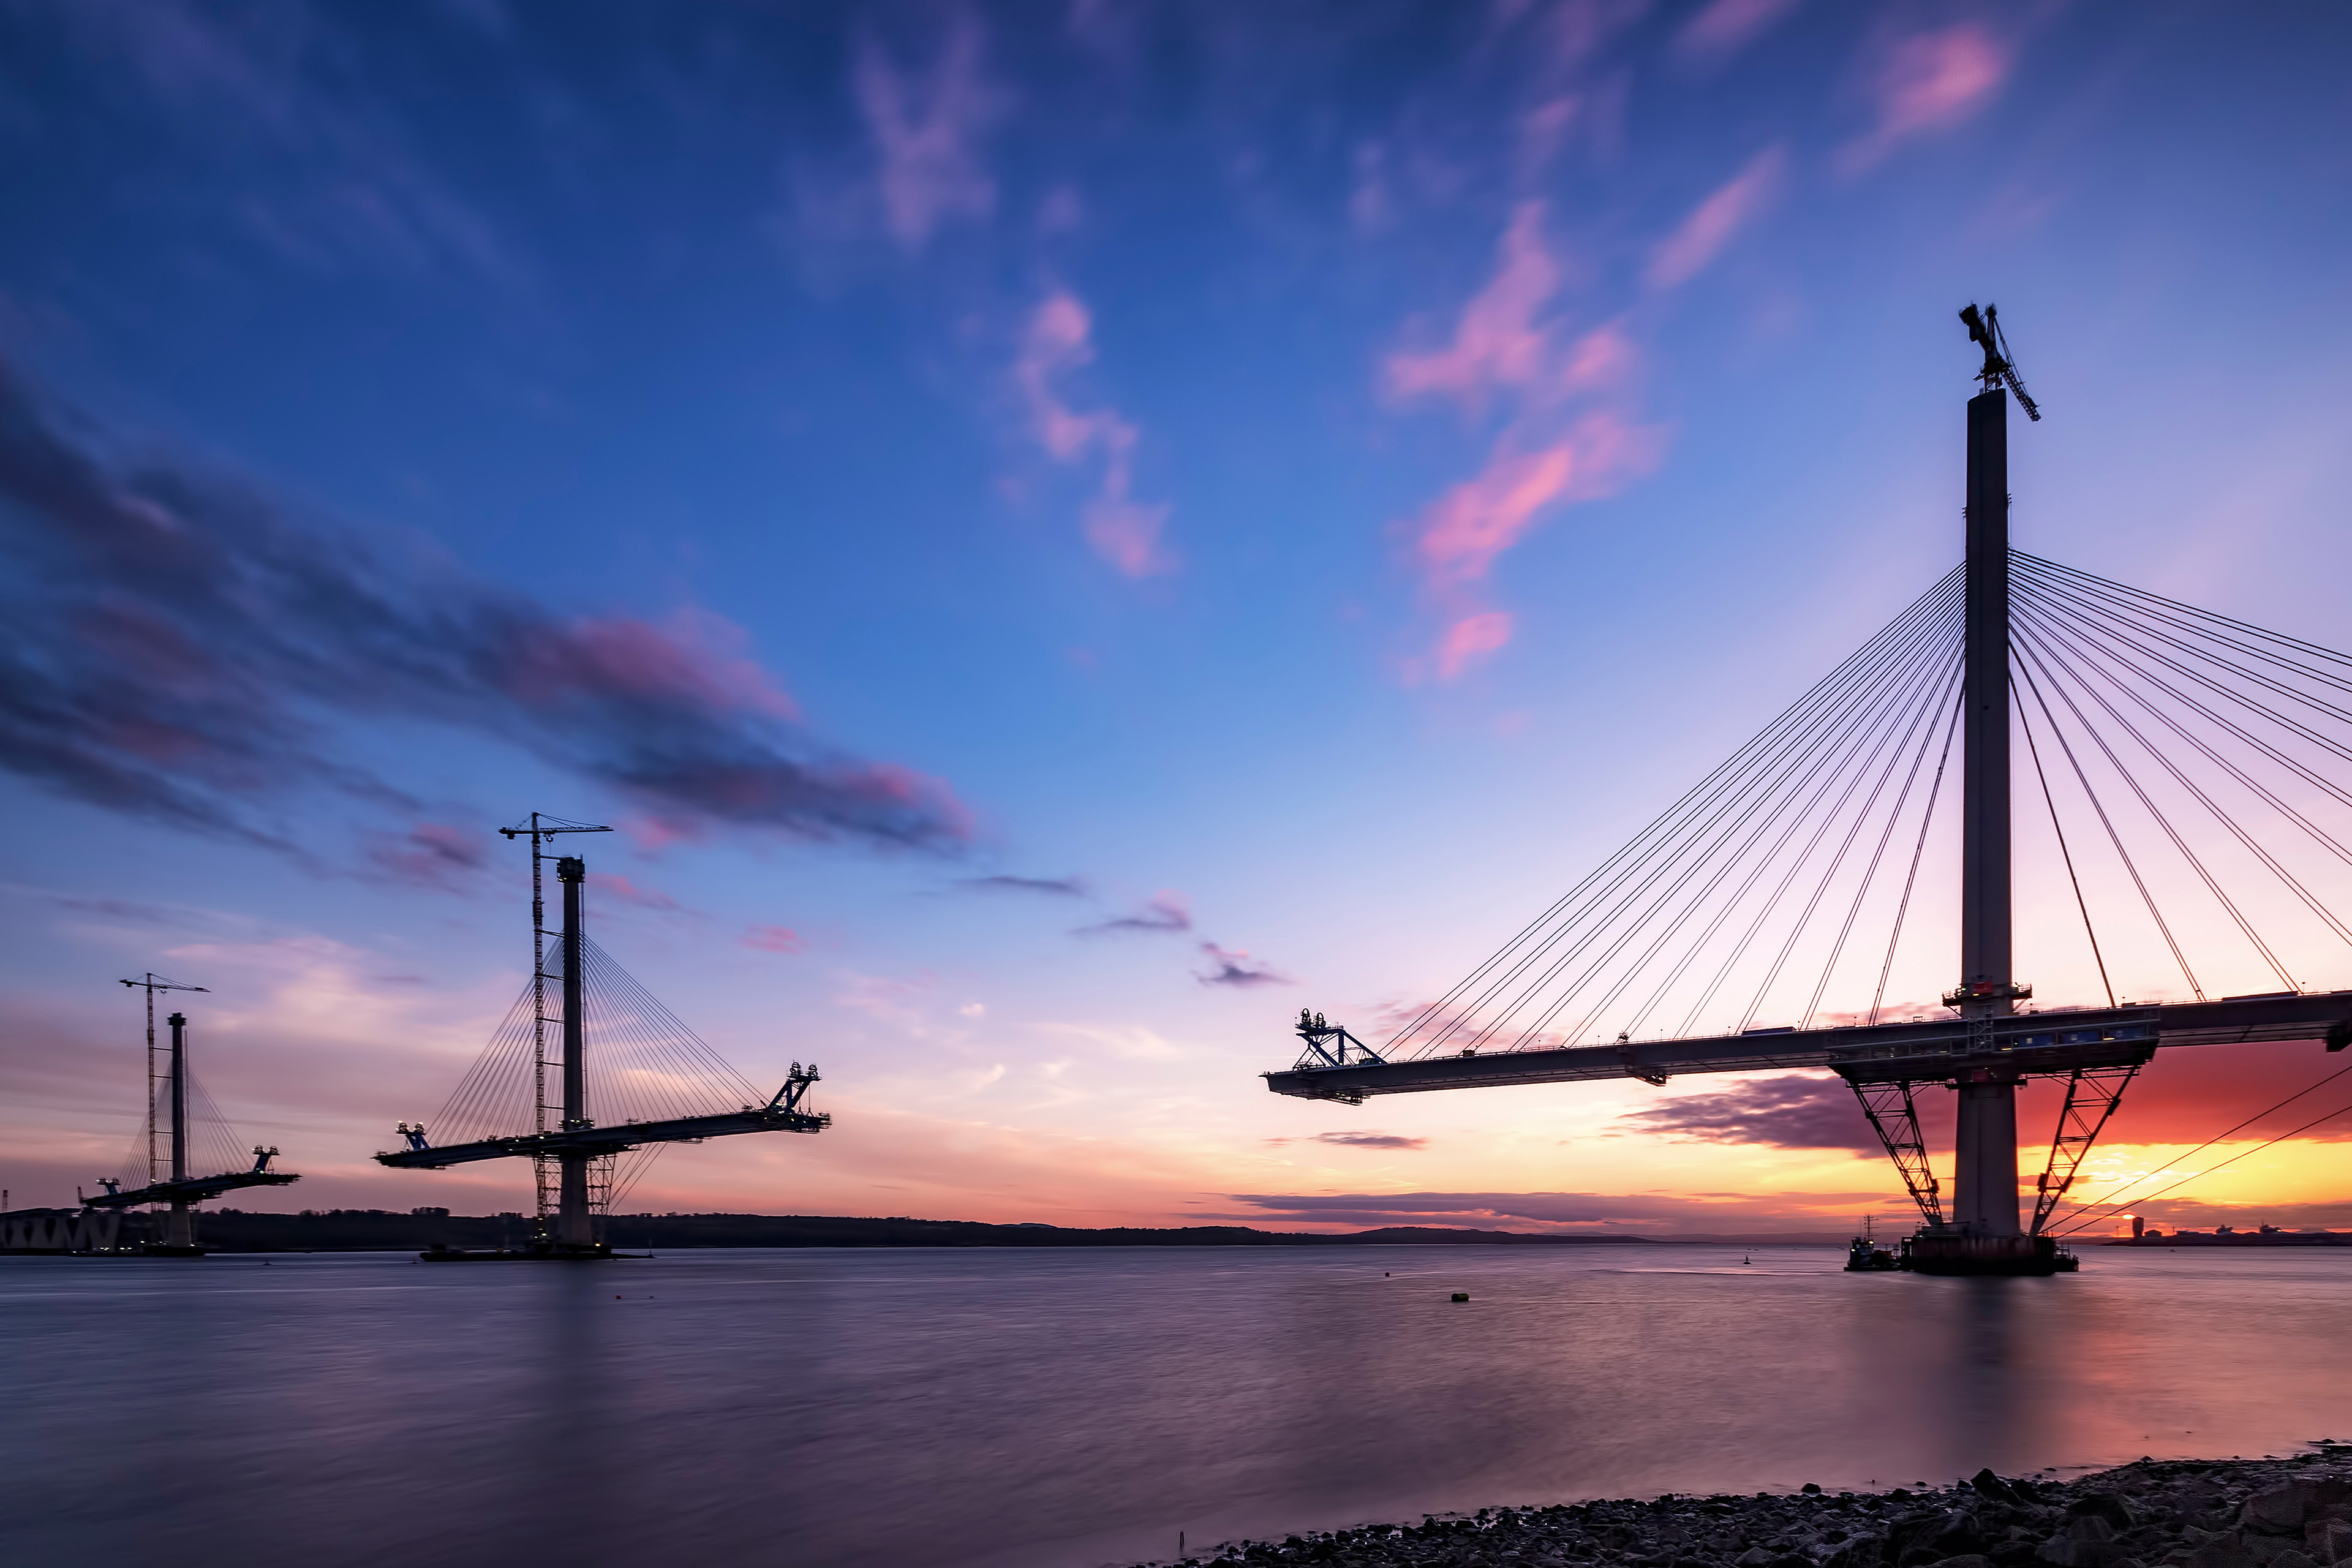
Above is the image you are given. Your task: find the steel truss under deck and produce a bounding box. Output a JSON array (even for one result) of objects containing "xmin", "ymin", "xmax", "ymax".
[{"xmin": 1847, "ymin": 1080, "xmax": 1945, "ymax": 1229}]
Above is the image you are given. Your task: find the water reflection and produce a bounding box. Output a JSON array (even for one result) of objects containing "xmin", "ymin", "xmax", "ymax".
[{"xmin": 2, "ymin": 1246, "xmax": 2346, "ymax": 1568}]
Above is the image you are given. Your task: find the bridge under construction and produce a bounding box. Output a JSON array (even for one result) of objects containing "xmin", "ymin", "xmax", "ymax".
[
  {"xmin": 376, "ymin": 813, "xmax": 827, "ymax": 1259},
  {"xmin": 1269, "ymin": 307, "xmax": 2352, "ymax": 1274},
  {"xmin": 56, "ymin": 975, "xmax": 302, "ymax": 1256}
]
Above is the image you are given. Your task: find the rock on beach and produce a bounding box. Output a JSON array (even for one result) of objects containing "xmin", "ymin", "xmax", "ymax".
[{"xmin": 1131, "ymin": 1451, "xmax": 2352, "ymax": 1568}]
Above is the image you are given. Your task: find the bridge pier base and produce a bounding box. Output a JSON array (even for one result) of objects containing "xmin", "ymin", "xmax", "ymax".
[
  {"xmin": 1902, "ymin": 1230, "xmax": 2073, "ymax": 1275},
  {"xmin": 1953, "ymin": 1072, "xmax": 2021, "ymax": 1237},
  {"xmin": 555, "ymin": 1153, "xmax": 597, "ymax": 1249}
]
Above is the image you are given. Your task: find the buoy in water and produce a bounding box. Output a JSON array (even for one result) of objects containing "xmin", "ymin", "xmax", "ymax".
[{"xmin": 1450, "ymin": 1291, "xmax": 1470, "ymax": 1302}]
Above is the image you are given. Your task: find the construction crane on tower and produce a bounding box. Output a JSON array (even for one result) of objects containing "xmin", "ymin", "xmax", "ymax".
[{"xmin": 376, "ymin": 813, "xmax": 829, "ymax": 1259}]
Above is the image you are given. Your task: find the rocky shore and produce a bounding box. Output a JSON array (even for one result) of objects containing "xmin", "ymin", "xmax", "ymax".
[{"xmin": 1145, "ymin": 1450, "xmax": 2352, "ymax": 1568}]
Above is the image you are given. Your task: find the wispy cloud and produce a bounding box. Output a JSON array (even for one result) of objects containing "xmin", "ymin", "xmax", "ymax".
[
  {"xmin": 1384, "ymin": 205, "xmax": 1665, "ymax": 680},
  {"xmin": 853, "ymin": 14, "xmax": 1004, "ymax": 251},
  {"xmin": 1403, "ymin": 412, "xmax": 1664, "ymax": 677},
  {"xmin": 1197, "ymin": 941, "xmax": 1289, "ymax": 988},
  {"xmin": 1079, "ymin": 892, "xmax": 1192, "ymax": 937},
  {"xmin": 739, "ymin": 923, "xmax": 804, "ymax": 954},
  {"xmin": 1673, "ymin": 0, "xmax": 1806, "ymax": 66},
  {"xmin": 0, "ymin": 356, "xmax": 971, "ymax": 856},
  {"xmin": 586, "ymin": 872, "xmax": 680, "ymax": 913},
  {"xmin": 364, "ymin": 822, "xmax": 490, "ymax": 889},
  {"xmin": 1013, "ymin": 290, "xmax": 1174, "ymax": 577},
  {"xmin": 1310, "ymin": 1130, "xmax": 1427, "ymax": 1150},
  {"xmin": 53, "ymin": 1, "xmax": 528, "ymax": 290},
  {"xmin": 1645, "ymin": 146, "xmax": 1787, "ymax": 292},
  {"xmin": 1839, "ymin": 23, "xmax": 2012, "ymax": 174},
  {"xmin": 962, "ymin": 873, "xmax": 1090, "ymax": 897},
  {"xmin": 1434, "ymin": 611, "xmax": 1517, "ymax": 682},
  {"xmin": 1385, "ymin": 203, "xmax": 1562, "ymax": 409}
]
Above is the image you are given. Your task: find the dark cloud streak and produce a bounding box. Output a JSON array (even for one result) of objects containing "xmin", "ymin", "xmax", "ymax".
[
  {"xmin": 1197, "ymin": 941, "xmax": 1289, "ymax": 987},
  {"xmin": 962, "ymin": 873, "xmax": 1089, "ymax": 897},
  {"xmin": 1614, "ymin": 1072, "xmax": 1893, "ymax": 1153},
  {"xmin": 1311, "ymin": 1131, "xmax": 1426, "ymax": 1150},
  {"xmin": 0, "ymin": 357, "xmax": 970, "ymax": 856},
  {"xmin": 1078, "ymin": 892, "xmax": 1191, "ymax": 936}
]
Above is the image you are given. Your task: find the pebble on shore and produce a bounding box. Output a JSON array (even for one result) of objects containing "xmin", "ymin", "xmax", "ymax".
[{"xmin": 1136, "ymin": 1449, "xmax": 2352, "ymax": 1568}]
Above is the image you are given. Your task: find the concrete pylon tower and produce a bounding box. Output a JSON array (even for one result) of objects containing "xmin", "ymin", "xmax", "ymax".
[
  {"xmin": 1954, "ymin": 385, "xmax": 2022, "ymax": 1237},
  {"xmin": 164, "ymin": 1010, "xmax": 195, "ymax": 1249},
  {"xmin": 554, "ymin": 855, "xmax": 597, "ymax": 1248}
]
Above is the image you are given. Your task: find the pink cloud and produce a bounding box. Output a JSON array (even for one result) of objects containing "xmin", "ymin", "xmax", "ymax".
[
  {"xmin": 1082, "ymin": 495, "xmax": 1172, "ymax": 579},
  {"xmin": 1558, "ymin": 320, "xmax": 1639, "ymax": 393},
  {"xmin": 1385, "ymin": 202, "xmax": 1562, "ymax": 407},
  {"xmin": 854, "ymin": 15, "xmax": 1003, "ymax": 250},
  {"xmin": 1517, "ymin": 96, "xmax": 1583, "ymax": 176},
  {"xmin": 587, "ymin": 872, "xmax": 679, "ymax": 913},
  {"xmin": 1379, "ymin": 200, "xmax": 1674, "ymax": 684},
  {"xmin": 1012, "ymin": 290, "xmax": 1175, "ymax": 578},
  {"xmin": 1841, "ymin": 23, "xmax": 2011, "ymax": 172},
  {"xmin": 1645, "ymin": 145, "xmax": 1787, "ymax": 292},
  {"xmin": 740, "ymin": 923, "xmax": 804, "ymax": 954},
  {"xmin": 1412, "ymin": 413, "xmax": 1665, "ymax": 590},
  {"xmin": 1674, "ymin": 0, "xmax": 1805, "ymax": 64},
  {"xmin": 500, "ymin": 606, "xmax": 799, "ymax": 723},
  {"xmin": 1415, "ymin": 445, "xmax": 1577, "ymax": 587},
  {"xmin": 1435, "ymin": 611, "xmax": 1516, "ymax": 680}
]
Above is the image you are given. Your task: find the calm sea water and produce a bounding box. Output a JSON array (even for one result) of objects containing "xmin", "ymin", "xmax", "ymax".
[{"xmin": 3, "ymin": 1243, "xmax": 2347, "ymax": 1567}]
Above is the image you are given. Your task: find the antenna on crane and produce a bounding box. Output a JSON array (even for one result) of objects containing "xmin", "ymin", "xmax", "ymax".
[
  {"xmin": 496, "ymin": 811, "xmax": 612, "ymax": 1235},
  {"xmin": 1959, "ymin": 302, "xmax": 2041, "ymax": 421},
  {"xmin": 119, "ymin": 973, "xmax": 208, "ymax": 1188}
]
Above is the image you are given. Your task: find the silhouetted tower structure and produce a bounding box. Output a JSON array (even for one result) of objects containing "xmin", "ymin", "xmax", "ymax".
[
  {"xmin": 1951, "ymin": 303, "xmax": 2038, "ymax": 1239},
  {"xmin": 499, "ymin": 810, "xmax": 611, "ymax": 1236},
  {"xmin": 377, "ymin": 812, "xmax": 830, "ymax": 1260},
  {"xmin": 554, "ymin": 854, "xmax": 595, "ymax": 1248},
  {"xmin": 85, "ymin": 984, "xmax": 300, "ymax": 1253}
]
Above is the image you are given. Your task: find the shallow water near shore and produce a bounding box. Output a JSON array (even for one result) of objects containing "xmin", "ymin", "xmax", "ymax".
[{"xmin": 2, "ymin": 1243, "xmax": 2346, "ymax": 1568}]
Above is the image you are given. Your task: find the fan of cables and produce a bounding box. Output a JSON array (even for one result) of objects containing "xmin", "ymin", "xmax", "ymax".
[
  {"xmin": 1387, "ymin": 565, "xmax": 1969, "ymax": 1062},
  {"xmin": 426, "ymin": 934, "xmax": 770, "ymax": 1209},
  {"xmin": 115, "ymin": 1059, "xmax": 257, "ymax": 1193},
  {"xmin": 1382, "ymin": 553, "xmax": 2352, "ymax": 1065},
  {"xmin": 2009, "ymin": 552, "xmax": 2352, "ymax": 1008}
]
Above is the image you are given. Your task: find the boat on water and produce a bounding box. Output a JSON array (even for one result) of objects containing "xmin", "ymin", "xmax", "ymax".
[
  {"xmin": 1844, "ymin": 1215, "xmax": 1899, "ymax": 1272},
  {"xmin": 1845, "ymin": 1234, "xmax": 1899, "ymax": 1271},
  {"xmin": 1843, "ymin": 1215, "xmax": 2078, "ymax": 1275}
]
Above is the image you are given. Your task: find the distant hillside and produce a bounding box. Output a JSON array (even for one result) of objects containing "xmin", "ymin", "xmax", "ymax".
[{"xmin": 189, "ymin": 1210, "xmax": 1656, "ymax": 1253}]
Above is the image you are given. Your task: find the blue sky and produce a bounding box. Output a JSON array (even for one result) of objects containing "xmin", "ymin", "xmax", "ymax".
[{"xmin": 5, "ymin": 0, "xmax": 2352, "ymax": 1234}]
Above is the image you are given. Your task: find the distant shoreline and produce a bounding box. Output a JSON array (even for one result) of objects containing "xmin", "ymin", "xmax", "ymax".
[{"xmin": 77, "ymin": 1210, "xmax": 1673, "ymax": 1253}]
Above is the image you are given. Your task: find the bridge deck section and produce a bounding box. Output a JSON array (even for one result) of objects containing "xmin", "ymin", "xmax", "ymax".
[{"xmin": 1263, "ymin": 991, "xmax": 2352, "ymax": 1102}]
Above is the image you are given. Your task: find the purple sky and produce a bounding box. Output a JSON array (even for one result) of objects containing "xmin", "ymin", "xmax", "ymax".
[{"xmin": 5, "ymin": 1, "xmax": 2352, "ymax": 1234}]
